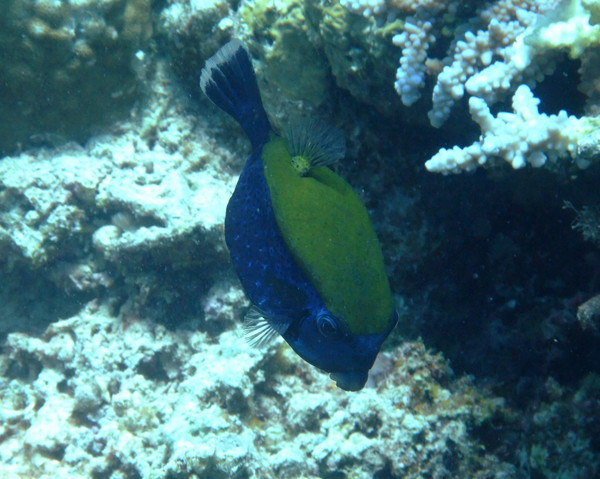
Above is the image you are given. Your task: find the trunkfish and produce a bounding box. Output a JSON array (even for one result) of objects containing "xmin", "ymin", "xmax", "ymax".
[{"xmin": 200, "ymin": 40, "xmax": 396, "ymax": 391}]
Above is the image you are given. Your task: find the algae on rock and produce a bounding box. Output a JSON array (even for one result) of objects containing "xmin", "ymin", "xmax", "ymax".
[
  {"xmin": 0, "ymin": 0, "xmax": 153, "ymax": 154},
  {"xmin": 157, "ymin": 0, "xmax": 232, "ymax": 93},
  {"xmin": 239, "ymin": 0, "xmax": 330, "ymax": 107},
  {"xmin": 305, "ymin": 0, "xmax": 404, "ymax": 115}
]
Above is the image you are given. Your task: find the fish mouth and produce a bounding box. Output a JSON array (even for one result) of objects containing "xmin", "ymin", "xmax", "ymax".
[{"xmin": 330, "ymin": 371, "xmax": 368, "ymax": 391}]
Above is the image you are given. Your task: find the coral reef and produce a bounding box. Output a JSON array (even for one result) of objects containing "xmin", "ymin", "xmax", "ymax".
[
  {"xmin": 238, "ymin": 0, "xmax": 330, "ymax": 107},
  {"xmin": 0, "ymin": 60, "xmax": 236, "ymax": 329},
  {"xmin": 425, "ymin": 85, "xmax": 597, "ymax": 172},
  {"xmin": 157, "ymin": 0, "xmax": 232, "ymax": 92},
  {"xmin": 357, "ymin": 0, "xmax": 600, "ymax": 172},
  {"xmin": 169, "ymin": 0, "xmax": 405, "ymax": 122},
  {"xmin": 1, "ymin": 1, "xmax": 600, "ymax": 478},
  {"xmin": 303, "ymin": 0, "xmax": 404, "ymax": 115},
  {"xmin": 216, "ymin": 0, "xmax": 600, "ymax": 173},
  {"xmin": 393, "ymin": 17, "xmax": 436, "ymax": 107},
  {"xmin": 0, "ymin": 0, "xmax": 153, "ymax": 154},
  {"xmin": 522, "ymin": 375, "xmax": 600, "ymax": 478},
  {"xmin": 426, "ymin": 0, "xmax": 554, "ymax": 128},
  {"xmin": 425, "ymin": 0, "xmax": 598, "ymax": 172},
  {"xmin": 577, "ymin": 293, "xmax": 600, "ymax": 330},
  {"xmin": 0, "ymin": 301, "xmax": 520, "ymax": 478}
]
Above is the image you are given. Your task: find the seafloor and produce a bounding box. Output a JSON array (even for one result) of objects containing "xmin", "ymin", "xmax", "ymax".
[{"xmin": 1, "ymin": 1, "xmax": 599, "ymax": 478}]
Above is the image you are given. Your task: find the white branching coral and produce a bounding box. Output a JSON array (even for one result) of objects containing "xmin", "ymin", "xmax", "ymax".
[
  {"xmin": 425, "ymin": 85, "xmax": 591, "ymax": 173},
  {"xmin": 463, "ymin": 0, "xmax": 600, "ymax": 109},
  {"xmin": 340, "ymin": 0, "xmax": 600, "ymax": 173},
  {"xmin": 424, "ymin": 0, "xmax": 600, "ymax": 173},
  {"xmin": 340, "ymin": 0, "xmax": 387, "ymax": 16},
  {"xmin": 393, "ymin": 18, "xmax": 436, "ymax": 106},
  {"xmin": 529, "ymin": 0, "xmax": 600, "ymax": 58},
  {"xmin": 427, "ymin": 0, "xmax": 557, "ymax": 127},
  {"xmin": 341, "ymin": 0, "xmax": 449, "ymax": 16}
]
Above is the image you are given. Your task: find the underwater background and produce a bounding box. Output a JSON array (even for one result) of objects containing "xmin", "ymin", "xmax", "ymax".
[{"xmin": 1, "ymin": 0, "xmax": 599, "ymax": 477}]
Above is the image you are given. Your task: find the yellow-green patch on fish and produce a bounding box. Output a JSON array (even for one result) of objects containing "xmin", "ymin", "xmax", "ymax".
[{"xmin": 262, "ymin": 133, "xmax": 394, "ymax": 336}]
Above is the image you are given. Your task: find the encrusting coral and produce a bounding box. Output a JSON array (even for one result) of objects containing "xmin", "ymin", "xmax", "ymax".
[
  {"xmin": 0, "ymin": 300, "xmax": 521, "ymax": 478},
  {"xmin": 0, "ymin": 58, "xmax": 236, "ymax": 336},
  {"xmin": 0, "ymin": 0, "xmax": 153, "ymax": 154}
]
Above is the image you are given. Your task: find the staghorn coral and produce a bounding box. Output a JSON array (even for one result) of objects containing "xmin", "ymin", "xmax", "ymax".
[
  {"xmin": 425, "ymin": 84, "xmax": 597, "ymax": 172},
  {"xmin": 421, "ymin": 0, "xmax": 600, "ymax": 172},
  {"xmin": 387, "ymin": 0, "xmax": 562, "ymax": 126},
  {"xmin": 392, "ymin": 17, "xmax": 437, "ymax": 107},
  {"xmin": 427, "ymin": 0, "xmax": 554, "ymax": 128},
  {"xmin": 342, "ymin": 0, "xmax": 451, "ymax": 17},
  {"xmin": 365, "ymin": 0, "xmax": 600, "ymax": 173}
]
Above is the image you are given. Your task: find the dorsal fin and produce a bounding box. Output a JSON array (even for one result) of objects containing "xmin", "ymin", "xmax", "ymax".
[
  {"xmin": 200, "ymin": 40, "xmax": 271, "ymax": 151},
  {"xmin": 284, "ymin": 119, "xmax": 345, "ymax": 176}
]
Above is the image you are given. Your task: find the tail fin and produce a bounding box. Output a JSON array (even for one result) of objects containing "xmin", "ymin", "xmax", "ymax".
[{"xmin": 200, "ymin": 40, "xmax": 271, "ymax": 151}]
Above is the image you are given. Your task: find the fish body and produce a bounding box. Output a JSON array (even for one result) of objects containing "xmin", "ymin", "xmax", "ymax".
[{"xmin": 201, "ymin": 41, "xmax": 396, "ymax": 391}]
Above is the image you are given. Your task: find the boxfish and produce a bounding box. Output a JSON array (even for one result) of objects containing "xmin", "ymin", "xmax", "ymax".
[{"xmin": 200, "ymin": 40, "xmax": 397, "ymax": 391}]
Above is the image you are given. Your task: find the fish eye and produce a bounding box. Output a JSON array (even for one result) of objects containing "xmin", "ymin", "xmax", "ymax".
[{"xmin": 317, "ymin": 314, "xmax": 339, "ymax": 338}]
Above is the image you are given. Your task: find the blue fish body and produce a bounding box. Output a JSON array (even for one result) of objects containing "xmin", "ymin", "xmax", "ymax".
[
  {"xmin": 201, "ymin": 41, "xmax": 396, "ymax": 391},
  {"xmin": 225, "ymin": 145, "xmax": 316, "ymax": 321}
]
